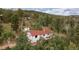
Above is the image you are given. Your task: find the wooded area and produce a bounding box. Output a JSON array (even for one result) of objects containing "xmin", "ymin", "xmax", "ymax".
[{"xmin": 0, "ymin": 8, "xmax": 79, "ymax": 50}]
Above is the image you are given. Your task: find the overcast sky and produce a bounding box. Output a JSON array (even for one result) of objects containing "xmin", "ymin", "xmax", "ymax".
[{"xmin": 25, "ymin": 8, "xmax": 79, "ymax": 16}]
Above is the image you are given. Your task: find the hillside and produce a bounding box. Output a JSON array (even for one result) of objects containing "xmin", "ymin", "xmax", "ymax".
[{"xmin": 0, "ymin": 8, "xmax": 79, "ymax": 50}]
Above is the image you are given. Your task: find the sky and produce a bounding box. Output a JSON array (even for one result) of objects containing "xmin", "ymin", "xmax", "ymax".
[
  {"xmin": 7, "ymin": 8, "xmax": 79, "ymax": 16},
  {"xmin": 25, "ymin": 8, "xmax": 79, "ymax": 16}
]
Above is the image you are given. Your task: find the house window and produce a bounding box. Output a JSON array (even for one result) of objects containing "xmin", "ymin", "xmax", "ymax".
[
  {"xmin": 35, "ymin": 35, "xmax": 37, "ymax": 38},
  {"xmin": 43, "ymin": 34, "xmax": 45, "ymax": 36},
  {"xmin": 48, "ymin": 33, "xmax": 49, "ymax": 35}
]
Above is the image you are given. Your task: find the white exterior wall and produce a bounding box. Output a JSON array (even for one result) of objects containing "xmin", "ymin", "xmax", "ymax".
[
  {"xmin": 27, "ymin": 32, "xmax": 41, "ymax": 43},
  {"xmin": 41, "ymin": 34, "xmax": 49, "ymax": 40},
  {"xmin": 31, "ymin": 35, "xmax": 40, "ymax": 43},
  {"xmin": 41, "ymin": 33, "xmax": 52, "ymax": 40}
]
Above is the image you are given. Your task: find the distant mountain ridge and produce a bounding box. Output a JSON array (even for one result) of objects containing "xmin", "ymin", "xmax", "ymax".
[
  {"xmin": 25, "ymin": 8, "xmax": 79, "ymax": 16},
  {"xmin": 6, "ymin": 8, "xmax": 79, "ymax": 16}
]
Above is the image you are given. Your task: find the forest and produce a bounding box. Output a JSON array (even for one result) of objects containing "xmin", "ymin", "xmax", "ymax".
[{"xmin": 0, "ymin": 8, "xmax": 79, "ymax": 50}]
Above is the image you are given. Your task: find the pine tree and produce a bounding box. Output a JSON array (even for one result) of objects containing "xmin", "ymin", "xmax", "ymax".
[{"xmin": 11, "ymin": 14, "xmax": 19, "ymax": 32}]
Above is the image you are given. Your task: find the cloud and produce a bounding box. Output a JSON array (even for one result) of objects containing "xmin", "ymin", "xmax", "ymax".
[{"xmin": 25, "ymin": 8, "xmax": 79, "ymax": 16}]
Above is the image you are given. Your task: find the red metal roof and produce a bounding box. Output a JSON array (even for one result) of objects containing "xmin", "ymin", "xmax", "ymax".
[{"xmin": 30, "ymin": 27, "xmax": 52, "ymax": 36}]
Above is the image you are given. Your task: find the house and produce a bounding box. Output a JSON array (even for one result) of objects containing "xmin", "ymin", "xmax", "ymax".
[
  {"xmin": 26, "ymin": 27, "xmax": 53, "ymax": 45},
  {"xmin": 23, "ymin": 27, "xmax": 30, "ymax": 32}
]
